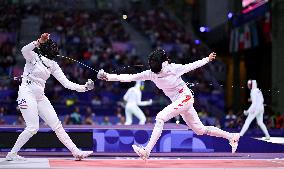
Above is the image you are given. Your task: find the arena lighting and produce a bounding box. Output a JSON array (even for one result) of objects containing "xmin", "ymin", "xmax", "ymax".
[
  {"xmin": 194, "ymin": 39, "xmax": 200, "ymax": 45},
  {"xmin": 199, "ymin": 27, "xmax": 206, "ymax": 32},
  {"xmin": 228, "ymin": 12, "xmax": 233, "ymax": 19},
  {"xmin": 199, "ymin": 26, "xmax": 210, "ymax": 33},
  {"xmin": 122, "ymin": 14, "xmax": 127, "ymax": 20}
]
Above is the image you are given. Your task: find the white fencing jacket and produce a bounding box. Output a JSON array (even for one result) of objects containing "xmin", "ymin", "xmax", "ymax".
[
  {"xmin": 247, "ymin": 80, "xmax": 264, "ymax": 113},
  {"xmin": 20, "ymin": 41, "xmax": 87, "ymax": 100},
  {"xmin": 107, "ymin": 57, "xmax": 210, "ymax": 102},
  {"xmin": 123, "ymin": 81, "xmax": 151, "ymax": 106}
]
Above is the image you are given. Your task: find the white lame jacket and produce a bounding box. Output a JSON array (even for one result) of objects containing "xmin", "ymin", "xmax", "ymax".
[
  {"xmin": 123, "ymin": 82, "xmax": 151, "ymax": 106},
  {"xmin": 247, "ymin": 80, "xmax": 264, "ymax": 113},
  {"xmin": 107, "ymin": 57, "xmax": 210, "ymax": 102},
  {"xmin": 21, "ymin": 41, "xmax": 86, "ymax": 96}
]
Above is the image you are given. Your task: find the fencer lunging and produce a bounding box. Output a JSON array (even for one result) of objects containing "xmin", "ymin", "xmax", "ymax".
[
  {"xmin": 240, "ymin": 80, "xmax": 270, "ymax": 140},
  {"xmin": 6, "ymin": 33, "xmax": 94, "ymax": 161},
  {"xmin": 123, "ymin": 81, "xmax": 152, "ymax": 125},
  {"xmin": 98, "ymin": 49, "xmax": 240, "ymax": 160}
]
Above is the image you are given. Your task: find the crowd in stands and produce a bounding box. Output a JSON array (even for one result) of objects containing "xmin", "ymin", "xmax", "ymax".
[
  {"xmin": 0, "ymin": 1, "xmax": 20, "ymax": 79},
  {"xmin": 0, "ymin": 2, "xmax": 282, "ymax": 133}
]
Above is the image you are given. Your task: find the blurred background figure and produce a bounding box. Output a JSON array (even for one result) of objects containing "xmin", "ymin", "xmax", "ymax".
[
  {"xmin": 123, "ymin": 81, "xmax": 152, "ymax": 125},
  {"xmin": 225, "ymin": 109, "xmax": 237, "ymax": 128},
  {"xmin": 240, "ymin": 80, "xmax": 270, "ymax": 139}
]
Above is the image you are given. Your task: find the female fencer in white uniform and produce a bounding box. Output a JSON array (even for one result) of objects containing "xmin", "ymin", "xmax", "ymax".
[
  {"xmin": 240, "ymin": 80, "xmax": 270, "ymax": 139},
  {"xmin": 123, "ymin": 81, "xmax": 152, "ymax": 125},
  {"xmin": 6, "ymin": 33, "xmax": 94, "ymax": 161},
  {"xmin": 98, "ymin": 49, "xmax": 240, "ymax": 160}
]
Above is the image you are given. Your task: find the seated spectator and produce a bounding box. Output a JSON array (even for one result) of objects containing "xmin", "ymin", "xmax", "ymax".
[
  {"xmin": 63, "ymin": 114, "xmax": 72, "ymax": 125},
  {"xmin": 225, "ymin": 109, "xmax": 237, "ymax": 128},
  {"xmin": 275, "ymin": 112, "xmax": 284, "ymax": 129},
  {"xmin": 91, "ymin": 95, "xmax": 102, "ymax": 106},
  {"xmin": 70, "ymin": 107, "xmax": 82, "ymax": 125},
  {"xmin": 117, "ymin": 116, "xmax": 125, "ymax": 125},
  {"xmin": 146, "ymin": 117, "xmax": 153, "ymax": 124},
  {"xmin": 13, "ymin": 116, "xmax": 24, "ymax": 125},
  {"xmin": 101, "ymin": 116, "xmax": 112, "ymax": 126},
  {"xmin": 84, "ymin": 112, "xmax": 95, "ymax": 125},
  {"xmin": 84, "ymin": 106, "xmax": 95, "ymax": 125}
]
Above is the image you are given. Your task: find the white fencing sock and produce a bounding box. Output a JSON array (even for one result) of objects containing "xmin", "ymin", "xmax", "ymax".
[
  {"xmin": 10, "ymin": 130, "xmax": 34, "ymax": 153},
  {"xmin": 145, "ymin": 119, "xmax": 164, "ymax": 152},
  {"xmin": 54, "ymin": 125, "xmax": 80, "ymax": 153},
  {"xmin": 205, "ymin": 126, "xmax": 233, "ymax": 140}
]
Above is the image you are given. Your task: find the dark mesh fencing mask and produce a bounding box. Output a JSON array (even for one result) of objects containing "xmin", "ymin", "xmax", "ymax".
[
  {"xmin": 38, "ymin": 39, "xmax": 59, "ymax": 60},
  {"xmin": 148, "ymin": 49, "xmax": 167, "ymax": 73}
]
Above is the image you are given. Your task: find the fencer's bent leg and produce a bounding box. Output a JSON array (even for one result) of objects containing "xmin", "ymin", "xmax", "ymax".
[
  {"xmin": 256, "ymin": 110, "xmax": 270, "ymax": 138},
  {"xmin": 131, "ymin": 105, "xmax": 146, "ymax": 125},
  {"xmin": 38, "ymin": 96, "xmax": 92, "ymax": 160},
  {"xmin": 145, "ymin": 95, "xmax": 192, "ymax": 153},
  {"xmin": 10, "ymin": 89, "xmax": 39, "ymax": 154},
  {"xmin": 124, "ymin": 104, "xmax": 133, "ymax": 125},
  {"xmin": 240, "ymin": 112, "xmax": 257, "ymax": 136},
  {"xmin": 145, "ymin": 119, "xmax": 164, "ymax": 152},
  {"xmin": 37, "ymin": 96, "xmax": 80, "ymax": 153},
  {"xmin": 181, "ymin": 106, "xmax": 233, "ymax": 140},
  {"xmin": 181, "ymin": 106, "xmax": 240, "ymax": 153}
]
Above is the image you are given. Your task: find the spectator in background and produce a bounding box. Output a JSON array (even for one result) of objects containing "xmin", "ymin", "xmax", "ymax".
[
  {"xmin": 91, "ymin": 95, "xmax": 102, "ymax": 106},
  {"xmin": 225, "ymin": 109, "xmax": 236, "ymax": 128},
  {"xmin": 63, "ymin": 114, "xmax": 72, "ymax": 125},
  {"xmin": 70, "ymin": 107, "xmax": 82, "ymax": 125},
  {"xmin": 0, "ymin": 107, "xmax": 6, "ymax": 124},
  {"xmin": 115, "ymin": 106, "xmax": 123, "ymax": 119},
  {"xmin": 84, "ymin": 106, "xmax": 95, "ymax": 125},
  {"xmin": 65, "ymin": 94, "xmax": 77, "ymax": 107},
  {"xmin": 13, "ymin": 116, "xmax": 24, "ymax": 125},
  {"xmin": 84, "ymin": 112, "xmax": 95, "ymax": 125},
  {"xmin": 101, "ymin": 116, "xmax": 112, "ymax": 126},
  {"xmin": 146, "ymin": 116, "xmax": 153, "ymax": 124},
  {"xmin": 199, "ymin": 109, "xmax": 210, "ymax": 126},
  {"xmin": 117, "ymin": 116, "xmax": 126, "ymax": 125},
  {"xmin": 275, "ymin": 112, "xmax": 284, "ymax": 129}
]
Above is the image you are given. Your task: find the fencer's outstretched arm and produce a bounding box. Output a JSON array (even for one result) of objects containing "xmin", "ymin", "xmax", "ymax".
[
  {"xmin": 21, "ymin": 42, "xmax": 38, "ymax": 61},
  {"xmin": 174, "ymin": 52, "xmax": 216, "ymax": 76},
  {"xmin": 52, "ymin": 63, "xmax": 94, "ymax": 92},
  {"xmin": 136, "ymin": 90, "xmax": 152, "ymax": 106},
  {"xmin": 137, "ymin": 99, "xmax": 152, "ymax": 106},
  {"xmin": 98, "ymin": 70, "xmax": 152, "ymax": 82},
  {"xmin": 21, "ymin": 33, "xmax": 50, "ymax": 61}
]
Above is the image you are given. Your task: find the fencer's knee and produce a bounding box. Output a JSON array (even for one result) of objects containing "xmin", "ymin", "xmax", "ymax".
[
  {"xmin": 192, "ymin": 125, "xmax": 207, "ymax": 135},
  {"xmin": 25, "ymin": 125, "xmax": 39, "ymax": 135},
  {"xmin": 140, "ymin": 116, "xmax": 146, "ymax": 124},
  {"xmin": 52, "ymin": 121, "xmax": 63, "ymax": 132},
  {"xmin": 257, "ymin": 121, "xmax": 265, "ymax": 126},
  {"xmin": 154, "ymin": 118, "xmax": 165, "ymax": 130}
]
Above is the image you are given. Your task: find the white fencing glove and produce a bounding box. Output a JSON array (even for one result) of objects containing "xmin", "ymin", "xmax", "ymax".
[
  {"xmin": 85, "ymin": 79, "xmax": 94, "ymax": 91},
  {"xmin": 97, "ymin": 69, "xmax": 108, "ymax": 81}
]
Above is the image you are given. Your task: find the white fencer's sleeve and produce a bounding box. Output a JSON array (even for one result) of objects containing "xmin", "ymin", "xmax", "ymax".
[
  {"xmin": 137, "ymin": 100, "xmax": 152, "ymax": 106},
  {"xmin": 21, "ymin": 41, "xmax": 39, "ymax": 61},
  {"xmin": 173, "ymin": 57, "xmax": 210, "ymax": 76},
  {"xmin": 135, "ymin": 89, "xmax": 151, "ymax": 106},
  {"xmin": 107, "ymin": 70, "xmax": 152, "ymax": 82},
  {"xmin": 51, "ymin": 62, "xmax": 86, "ymax": 92}
]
